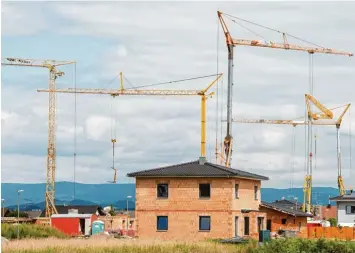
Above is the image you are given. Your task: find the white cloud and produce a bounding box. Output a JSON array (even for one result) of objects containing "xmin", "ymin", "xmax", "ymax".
[
  {"xmin": 116, "ymin": 45, "xmax": 128, "ymax": 57},
  {"xmin": 1, "ymin": 3, "xmax": 49, "ymax": 36},
  {"xmin": 1, "ymin": 1, "xmax": 355, "ymax": 189},
  {"xmin": 85, "ymin": 115, "xmax": 111, "ymax": 141}
]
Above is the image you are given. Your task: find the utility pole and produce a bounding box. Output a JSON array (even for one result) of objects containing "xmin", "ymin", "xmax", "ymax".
[
  {"xmin": 17, "ymin": 190, "xmax": 24, "ymax": 240},
  {"xmin": 126, "ymin": 195, "xmax": 132, "ymax": 234},
  {"xmin": 1, "ymin": 199, "xmax": 5, "ymax": 218}
]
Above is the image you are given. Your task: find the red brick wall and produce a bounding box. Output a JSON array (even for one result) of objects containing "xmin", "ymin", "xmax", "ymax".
[
  {"xmin": 135, "ymin": 177, "xmax": 264, "ymax": 240},
  {"xmin": 259, "ymin": 207, "xmax": 309, "ymax": 238}
]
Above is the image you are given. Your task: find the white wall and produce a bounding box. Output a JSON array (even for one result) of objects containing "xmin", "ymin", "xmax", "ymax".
[{"xmin": 337, "ymin": 201, "xmax": 355, "ymax": 227}]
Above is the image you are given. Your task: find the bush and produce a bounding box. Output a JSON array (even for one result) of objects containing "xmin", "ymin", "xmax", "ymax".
[
  {"xmin": 251, "ymin": 238, "xmax": 355, "ymax": 253},
  {"xmin": 327, "ymin": 218, "xmax": 337, "ymax": 227},
  {"xmin": 5, "ymin": 210, "xmax": 29, "ymax": 218},
  {"xmin": 1, "ymin": 223, "xmax": 67, "ymax": 240}
]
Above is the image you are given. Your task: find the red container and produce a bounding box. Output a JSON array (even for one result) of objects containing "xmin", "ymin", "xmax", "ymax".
[{"xmin": 51, "ymin": 214, "xmax": 98, "ymax": 236}]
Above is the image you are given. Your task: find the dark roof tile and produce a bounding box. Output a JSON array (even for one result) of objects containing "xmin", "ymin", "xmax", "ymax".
[
  {"xmin": 260, "ymin": 201, "xmax": 313, "ymax": 217},
  {"xmin": 127, "ymin": 160, "xmax": 269, "ymax": 180},
  {"xmin": 329, "ymin": 192, "xmax": 355, "ymax": 201}
]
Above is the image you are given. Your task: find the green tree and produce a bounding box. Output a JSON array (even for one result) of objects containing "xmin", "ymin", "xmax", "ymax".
[
  {"xmin": 108, "ymin": 204, "xmax": 116, "ymax": 216},
  {"xmin": 327, "ymin": 217, "xmax": 337, "ymax": 227},
  {"xmin": 5, "ymin": 210, "xmax": 28, "ymax": 218}
]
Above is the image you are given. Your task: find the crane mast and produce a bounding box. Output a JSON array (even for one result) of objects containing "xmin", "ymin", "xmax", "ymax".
[
  {"xmin": 217, "ymin": 11, "xmax": 352, "ymax": 171},
  {"xmin": 1, "ymin": 57, "xmax": 76, "ymax": 217}
]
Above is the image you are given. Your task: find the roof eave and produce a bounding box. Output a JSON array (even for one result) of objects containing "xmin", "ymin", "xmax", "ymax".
[
  {"xmin": 127, "ymin": 175, "xmax": 268, "ymax": 180},
  {"xmin": 260, "ymin": 203, "xmax": 312, "ymax": 217}
]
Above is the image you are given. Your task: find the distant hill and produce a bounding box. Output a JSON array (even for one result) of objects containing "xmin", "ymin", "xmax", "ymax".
[{"xmin": 1, "ymin": 182, "xmax": 340, "ymax": 210}]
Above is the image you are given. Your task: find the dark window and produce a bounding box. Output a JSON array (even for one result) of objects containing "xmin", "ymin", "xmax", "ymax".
[
  {"xmin": 157, "ymin": 184, "xmax": 168, "ymax": 198},
  {"xmin": 281, "ymin": 219, "xmax": 287, "ymax": 225},
  {"xmin": 244, "ymin": 217, "xmax": 249, "ymax": 235},
  {"xmin": 199, "ymin": 184, "xmax": 210, "ymax": 198},
  {"xmin": 254, "ymin": 186, "xmax": 258, "ymax": 200},
  {"xmin": 157, "ymin": 216, "xmax": 168, "ymax": 231},
  {"xmin": 235, "ymin": 184, "xmax": 239, "ymax": 198},
  {"xmin": 266, "ymin": 219, "xmax": 272, "ymax": 231},
  {"xmin": 199, "ymin": 216, "xmax": 211, "ymax": 231},
  {"xmin": 346, "ymin": 205, "xmax": 355, "ymax": 214},
  {"xmin": 298, "ymin": 222, "xmax": 302, "ymax": 231}
]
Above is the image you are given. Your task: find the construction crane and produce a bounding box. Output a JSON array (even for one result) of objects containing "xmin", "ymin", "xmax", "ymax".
[
  {"xmin": 217, "ymin": 11, "xmax": 353, "ymax": 170},
  {"xmin": 1, "ymin": 57, "xmax": 76, "ymax": 217},
  {"xmin": 37, "ymin": 73, "xmax": 224, "ymax": 179},
  {"xmin": 228, "ymin": 94, "xmax": 351, "ymax": 211}
]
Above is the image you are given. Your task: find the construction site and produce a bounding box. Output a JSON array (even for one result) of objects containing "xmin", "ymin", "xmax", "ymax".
[{"xmin": 2, "ymin": 3, "xmax": 355, "ymax": 246}]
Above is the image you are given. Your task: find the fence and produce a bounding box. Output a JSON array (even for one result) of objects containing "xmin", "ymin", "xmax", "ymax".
[{"xmin": 308, "ymin": 227, "xmax": 355, "ymax": 240}]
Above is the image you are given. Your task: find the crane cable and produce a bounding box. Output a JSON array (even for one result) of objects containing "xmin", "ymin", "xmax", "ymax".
[
  {"xmin": 309, "ymin": 53, "xmax": 314, "ymax": 178},
  {"xmin": 110, "ymin": 96, "xmax": 117, "ymax": 171},
  {"xmin": 223, "ymin": 12, "xmax": 326, "ymax": 49},
  {"xmin": 215, "ymin": 16, "xmax": 220, "ymax": 163},
  {"xmin": 73, "ymin": 63, "xmax": 77, "ymax": 200},
  {"xmin": 125, "ymin": 74, "xmax": 222, "ymax": 90},
  {"xmin": 349, "ymin": 107, "xmax": 353, "ymax": 183},
  {"xmin": 290, "ymin": 126, "xmax": 296, "ymax": 189}
]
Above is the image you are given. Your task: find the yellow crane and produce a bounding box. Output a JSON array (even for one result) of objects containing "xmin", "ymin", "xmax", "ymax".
[
  {"xmin": 228, "ymin": 94, "xmax": 351, "ymax": 211},
  {"xmin": 38, "ymin": 73, "xmax": 224, "ymax": 181},
  {"xmin": 1, "ymin": 57, "xmax": 76, "ymax": 217},
  {"xmin": 217, "ymin": 11, "xmax": 353, "ymax": 170}
]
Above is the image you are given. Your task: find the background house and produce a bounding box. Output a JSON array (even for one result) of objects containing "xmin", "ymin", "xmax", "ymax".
[
  {"xmin": 127, "ymin": 158, "xmax": 269, "ymax": 241},
  {"xmin": 260, "ymin": 201, "xmax": 312, "ymax": 238},
  {"xmin": 330, "ymin": 192, "xmax": 355, "ymax": 227},
  {"xmin": 39, "ymin": 205, "xmax": 105, "ymax": 217}
]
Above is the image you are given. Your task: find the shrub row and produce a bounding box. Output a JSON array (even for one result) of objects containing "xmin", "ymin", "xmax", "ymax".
[{"xmin": 1, "ymin": 223, "xmax": 67, "ymax": 239}]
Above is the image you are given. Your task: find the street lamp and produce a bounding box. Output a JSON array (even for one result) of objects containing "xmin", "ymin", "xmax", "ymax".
[
  {"xmin": 126, "ymin": 196, "xmax": 132, "ymax": 233},
  {"xmin": 1, "ymin": 199, "xmax": 5, "ymax": 218},
  {"xmin": 17, "ymin": 190, "xmax": 24, "ymax": 240}
]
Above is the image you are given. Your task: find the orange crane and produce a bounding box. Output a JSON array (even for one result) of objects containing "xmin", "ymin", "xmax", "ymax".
[
  {"xmin": 1, "ymin": 57, "xmax": 76, "ymax": 217},
  {"xmin": 217, "ymin": 11, "xmax": 353, "ymax": 172},
  {"xmin": 228, "ymin": 94, "xmax": 351, "ymax": 211},
  {"xmin": 38, "ymin": 73, "xmax": 223, "ymax": 181}
]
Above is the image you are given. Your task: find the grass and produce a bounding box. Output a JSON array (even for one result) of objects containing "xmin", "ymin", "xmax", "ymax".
[
  {"xmin": 1, "ymin": 236, "xmax": 255, "ymax": 253},
  {"xmin": 2, "ymin": 234, "xmax": 355, "ymax": 253},
  {"xmin": 251, "ymin": 238, "xmax": 355, "ymax": 253},
  {"xmin": 1, "ymin": 223, "xmax": 67, "ymax": 240}
]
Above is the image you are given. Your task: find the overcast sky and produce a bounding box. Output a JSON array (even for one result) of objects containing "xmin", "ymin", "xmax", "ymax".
[{"xmin": 1, "ymin": 1, "xmax": 355, "ymax": 189}]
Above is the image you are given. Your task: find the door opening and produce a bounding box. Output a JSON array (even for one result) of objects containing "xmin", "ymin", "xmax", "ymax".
[
  {"xmin": 79, "ymin": 219, "xmax": 85, "ymax": 235},
  {"xmin": 235, "ymin": 216, "xmax": 239, "ymax": 237},
  {"xmin": 267, "ymin": 219, "xmax": 272, "ymax": 231},
  {"xmin": 257, "ymin": 217, "xmax": 264, "ymax": 232},
  {"xmin": 244, "ymin": 217, "xmax": 249, "ymax": 235}
]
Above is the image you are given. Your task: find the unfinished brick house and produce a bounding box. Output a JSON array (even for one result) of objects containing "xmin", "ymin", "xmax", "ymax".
[
  {"xmin": 127, "ymin": 157, "xmax": 269, "ymax": 241},
  {"xmin": 260, "ymin": 201, "xmax": 313, "ymax": 238}
]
